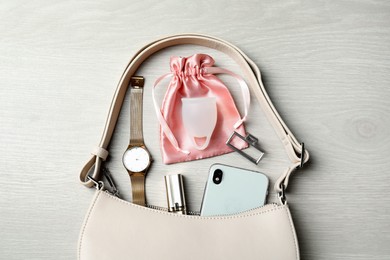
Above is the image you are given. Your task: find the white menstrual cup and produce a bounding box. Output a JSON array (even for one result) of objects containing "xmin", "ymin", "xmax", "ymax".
[{"xmin": 182, "ymin": 97, "xmax": 217, "ymax": 150}]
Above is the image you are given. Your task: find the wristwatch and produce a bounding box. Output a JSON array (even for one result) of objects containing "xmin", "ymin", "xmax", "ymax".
[{"xmin": 122, "ymin": 76, "xmax": 152, "ymax": 206}]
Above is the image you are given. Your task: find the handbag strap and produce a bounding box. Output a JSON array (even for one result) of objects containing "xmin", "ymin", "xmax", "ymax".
[{"xmin": 79, "ymin": 33, "xmax": 309, "ymax": 194}]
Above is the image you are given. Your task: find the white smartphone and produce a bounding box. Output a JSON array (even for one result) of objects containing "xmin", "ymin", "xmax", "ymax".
[{"xmin": 200, "ymin": 164, "xmax": 269, "ymax": 217}]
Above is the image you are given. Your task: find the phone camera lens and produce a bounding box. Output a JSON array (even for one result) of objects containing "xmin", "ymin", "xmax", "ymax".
[{"xmin": 213, "ymin": 169, "xmax": 223, "ymax": 185}]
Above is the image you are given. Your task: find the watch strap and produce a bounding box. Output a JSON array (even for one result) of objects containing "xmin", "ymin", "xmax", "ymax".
[
  {"xmin": 130, "ymin": 173, "xmax": 146, "ymax": 206},
  {"xmin": 130, "ymin": 77, "xmax": 144, "ymax": 146}
]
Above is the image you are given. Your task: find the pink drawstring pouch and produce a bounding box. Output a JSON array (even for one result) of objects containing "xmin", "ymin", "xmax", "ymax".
[{"xmin": 153, "ymin": 54, "xmax": 250, "ymax": 164}]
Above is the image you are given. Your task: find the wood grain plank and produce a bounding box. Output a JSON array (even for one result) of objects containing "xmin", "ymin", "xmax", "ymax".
[{"xmin": 1, "ymin": 0, "xmax": 389, "ymax": 259}]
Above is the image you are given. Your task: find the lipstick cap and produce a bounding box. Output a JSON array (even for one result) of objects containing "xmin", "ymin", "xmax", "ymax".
[{"xmin": 164, "ymin": 174, "xmax": 187, "ymax": 214}]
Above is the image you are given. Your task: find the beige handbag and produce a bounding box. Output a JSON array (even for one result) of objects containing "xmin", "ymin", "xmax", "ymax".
[{"xmin": 78, "ymin": 34, "xmax": 309, "ymax": 260}]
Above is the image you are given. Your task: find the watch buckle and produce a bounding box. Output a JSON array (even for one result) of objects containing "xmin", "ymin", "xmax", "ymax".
[{"xmin": 130, "ymin": 76, "xmax": 144, "ymax": 89}]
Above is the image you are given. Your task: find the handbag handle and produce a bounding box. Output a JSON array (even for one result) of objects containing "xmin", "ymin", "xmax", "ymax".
[{"xmin": 79, "ymin": 34, "xmax": 309, "ymax": 194}]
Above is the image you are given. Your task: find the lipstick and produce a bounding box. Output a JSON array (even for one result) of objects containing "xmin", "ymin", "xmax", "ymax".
[{"xmin": 164, "ymin": 174, "xmax": 187, "ymax": 215}]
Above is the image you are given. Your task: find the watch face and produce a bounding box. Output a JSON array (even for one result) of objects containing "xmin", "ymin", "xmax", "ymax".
[{"xmin": 123, "ymin": 147, "xmax": 151, "ymax": 172}]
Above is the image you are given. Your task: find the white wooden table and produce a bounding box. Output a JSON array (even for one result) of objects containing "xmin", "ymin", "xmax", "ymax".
[{"xmin": 1, "ymin": 1, "xmax": 389, "ymax": 259}]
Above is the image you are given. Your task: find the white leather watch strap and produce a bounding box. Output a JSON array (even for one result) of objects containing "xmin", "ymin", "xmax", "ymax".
[{"xmin": 79, "ymin": 34, "xmax": 309, "ymax": 193}]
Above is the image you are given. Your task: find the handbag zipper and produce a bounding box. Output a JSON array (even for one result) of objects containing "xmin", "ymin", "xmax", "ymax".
[
  {"xmin": 146, "ymin": 203, "xmax": 279, "ymax": 217},
  {"xmin": 103, "ymin": 189, "xmax": 280, "ymax": 217},
  {"xmin": 146, "ymin": 204, "xmax": 200, "ymax": 216}
]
